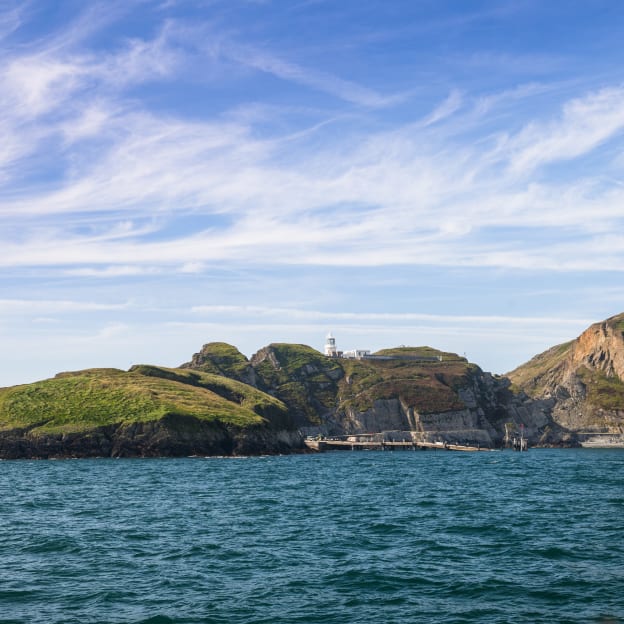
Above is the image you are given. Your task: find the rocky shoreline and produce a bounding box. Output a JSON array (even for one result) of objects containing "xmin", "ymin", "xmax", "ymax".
[
  {"xmin": 2, "ymin": 312, "xmax": 624, "ymax": 459},
  {"xmin": 0, "ymin": 417, "xmax": 304, "ymax": 460}
]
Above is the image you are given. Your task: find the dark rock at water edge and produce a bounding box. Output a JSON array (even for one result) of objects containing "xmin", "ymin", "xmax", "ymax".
[{"xmin": 0, "ymin": 416, "xmax": 304, "ymax": 460}]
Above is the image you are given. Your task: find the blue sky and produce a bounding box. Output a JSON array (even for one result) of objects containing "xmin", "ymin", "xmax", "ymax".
[{"xmin": 3, "ymin": 0, "xmax": 624, "ymax": 386}]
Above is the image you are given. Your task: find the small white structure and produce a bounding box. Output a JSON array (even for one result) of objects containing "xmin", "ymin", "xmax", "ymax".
[
  {"xmin": 342, "ymin": 349, "xmax": 371, "ymax": 359},
  {"xmin": 324, "ymin": 333, "xmax": 371, "ymax": 359},
  {"xmin": 324, "ymin": 332, "xmax": 338, "ymax": 357}
]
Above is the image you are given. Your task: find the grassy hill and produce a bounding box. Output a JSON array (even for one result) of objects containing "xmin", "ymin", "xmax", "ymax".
[
  {"xmin": 336, "ymin": 350, "xmax": 473, "ymax": 414},
  {"xmin": 180, "ymin": 342, "xmax": 254, "ymax": 382},
  {"xmin": 246, "ymin": 343, "xmax": 476, "ymax": 422},
  {"xmin": 250, "ymin": 343, "xmax": 343, "ymax": 425},
  {"xmin": 0, "ymin": 366, "xmax": 289, "ymax": 435}
]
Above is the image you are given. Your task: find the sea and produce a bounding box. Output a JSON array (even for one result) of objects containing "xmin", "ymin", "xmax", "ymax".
[{"xmin": 1, "ymin": 449, "xmax": 623, "ymax": 624}]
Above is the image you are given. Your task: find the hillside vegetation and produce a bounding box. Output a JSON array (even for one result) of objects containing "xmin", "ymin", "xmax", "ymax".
[
  {"xmin": 507, "ymin": 313, "xmax": 624, "ymax": 439},
  {"xmin": 0, "ymin": 366, "xmax": 287, "ymax": 435},
  {"xmin": 6, "ymin": 312, "xmax": 624, "ymax": 456},
  {"xmin": 244, "ymin": 343, "xmax": 479, "ymax": 421},
  {"xmin": 180, "ymin": 342, "xmax": 255, "ymax": 383},
  {"xmin": 336, "ymin": 354, "xmax": 471, "ymax": 414},
  {"xmin": 507, "ymin": 341, "xmax": 574, "ymax": 396},
  {"xmin": 251, "ymin": 343, "xmax": 343, "ymax": 425}
]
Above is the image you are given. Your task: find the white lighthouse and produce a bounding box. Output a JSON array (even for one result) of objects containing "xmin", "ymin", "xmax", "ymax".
[{"xmin": 324, "ymin": 332, "xmax": 337, "ymax": 357}]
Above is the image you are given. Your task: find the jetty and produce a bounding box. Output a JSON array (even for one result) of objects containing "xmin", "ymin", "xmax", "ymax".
[{"xmin": 304, "ymin": 436, "xmax": 493, "ymax": 453}]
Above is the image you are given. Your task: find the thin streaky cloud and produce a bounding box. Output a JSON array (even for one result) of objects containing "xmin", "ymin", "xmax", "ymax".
[
  {"xmin": 225, "ymin": 44, "xmax": 405, "ymax": 108},
  {"xmin": 189, "ymin": 305, "xmax": 593, "ymax": 327},
  {"xmin": 505, "ymin": 86, "xmax": 624, "ymax": 175},
  {"xmin": 0, "ymin": 299, "xmax": 130, "ymax": 313},
  {"xmin": 422, "ymin": 89, "xmax": 463, "ymax": 126}
]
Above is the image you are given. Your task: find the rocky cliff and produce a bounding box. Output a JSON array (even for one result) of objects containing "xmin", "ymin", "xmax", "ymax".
[
  {"xmin": 5, "ymin": 313, "xmax": 624, "ymax": 458},
  {"xmin": 184, "ymin": 342, "xmax": 538, "ymax": 447},
  {"xmin": 507, "ymin": 313, "xmax": 624, "ymax": 445}
]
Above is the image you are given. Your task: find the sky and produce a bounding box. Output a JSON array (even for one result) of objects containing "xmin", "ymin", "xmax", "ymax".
[{"xmin": 3, "ymin": 0, "xmax": 624, "ymax": 386}]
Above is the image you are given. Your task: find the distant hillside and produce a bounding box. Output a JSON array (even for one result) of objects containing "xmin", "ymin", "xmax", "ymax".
[
  {"xmin": 184, "ymin": 341, "xmax": 513, "ymax": 447},
  {"xmin": 4, "ymin": 314, "xmax": 624, "ymax": 458},
  {"xmin": 0, "ymin": 366, "xmax": 298, "ymax": 459},
  {"xmin": 508, "ymin": 313, "xmax": 624, "ymax": 443}
]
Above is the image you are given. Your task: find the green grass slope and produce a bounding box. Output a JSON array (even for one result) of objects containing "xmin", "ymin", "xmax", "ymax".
[
  {"xmin": 506, "ymin": 341, "xmax": 574, "ymax": 396},
  {"xmin": 252, "ymin": 343, "xmax": 341, "ymax": 382},
  {"xmin": 576, "ymin": 366, "xmax": 624, "ymax": 411},
  {"xmin": 251, "ymin": 343, "xmax": 343, "ymax": 425},
  {"xmin": 180, "ymin": 342, "xmax": 253, "ymax": 380},
  {"xmin": 374, "ymin": 346, "xmax": 465, "ymax": 360},
  {"xmin": 337, "ymin": 349, "xmax": 472, "ymax": 414},
  {"xmin": 130, "ymin": 364, "xmax": 290, "ymax": 425},
  {"xmin": 0, "ymin": 366, "xmax": 285, "ymax": 435}
]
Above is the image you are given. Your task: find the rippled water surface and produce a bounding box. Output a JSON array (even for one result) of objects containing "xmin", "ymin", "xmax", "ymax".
[{"xmin": 1, "ymin": 449, "xmax": 623, "ymax": 623}]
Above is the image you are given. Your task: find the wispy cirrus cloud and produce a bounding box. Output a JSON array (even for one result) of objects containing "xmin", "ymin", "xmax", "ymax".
[
  {"xmin": 0, "ymin": 1, "xmax": 26, "ymax": 41},
  {"xmin": 4, "ymin": 0, "xmax": 624, "ymax": 388},
  {"xmin": 189, "ymin": 304, "xmax": 593, "ymax": 327},
  {"xmin": 504, "ymin": 86, "xmax": 624, "ymax": 174},
  {"xmin": 225, "ymin": 44, "xmax": 405, "ymax": 108},
  {"xmin": 2, "ymin": 2, "xmax": 624, "ymax": 279},
  {"xmin": 422, "ymin": 89, "xmax": 463, "ymax": 126},
  {"xmin": 0, "ymin": 299, "xmax": 130, "ymax": 314}
]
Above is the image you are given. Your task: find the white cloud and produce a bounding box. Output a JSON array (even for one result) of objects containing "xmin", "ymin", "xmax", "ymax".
[
  {"xmin": 64, "ymin": 265, "xmax": 164, "ymax": 277},
  {"xmin": 1, "ymin": 6, "xmax": 624, "ymax": 278},
  {"xmin": 189, "ymin": 304, "xmax": 593, "ymax": 327},
  {"xmin": 422, "ymin": 89, "xmax": 463, "ymax": 126},
  {"xmin": 225, "ymin": 44, "xmax": 404, "ymax": 108},
  {"xmin": 2, "ymin": 55, "xmax": 85, "ymax": 117},
  {"xmin": 0, "ymin": 299, "xmax": 130, "ymax": 314},
  {"xmin": 0, "ymin": 2, "xmax": 25, "ymax": 41},
  {"xmin": 505, "ymin": 86, "xmax": 624, "ymax": 174}
]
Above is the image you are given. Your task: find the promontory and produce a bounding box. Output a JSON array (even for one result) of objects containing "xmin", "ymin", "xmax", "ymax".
[{"xmin": 1, "ymin": 312, "xmax": 624, "ymax": 458}]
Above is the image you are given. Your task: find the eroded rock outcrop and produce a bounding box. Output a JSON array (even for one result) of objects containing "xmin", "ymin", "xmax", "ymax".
[
  {"xmin": 185, "ymin": 344, "xmax": 526, "ymax": 447},
  {"xmin": 508, "ymin": 313, "xmax": 624, "ymax": 445},
  {"xmin": 7, "ymin": 314, "xmax": 624, "ymax": 458}
]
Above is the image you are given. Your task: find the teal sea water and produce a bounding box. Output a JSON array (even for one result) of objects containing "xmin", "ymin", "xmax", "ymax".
[{"xmin": 1, "ymin": 449, "xmax": 623, "ymax": 624}]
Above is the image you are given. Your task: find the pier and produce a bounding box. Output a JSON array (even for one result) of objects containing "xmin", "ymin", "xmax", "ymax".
[{"xmin": 304, "ymin": 436, "xmax": 493, "ymax": 453}]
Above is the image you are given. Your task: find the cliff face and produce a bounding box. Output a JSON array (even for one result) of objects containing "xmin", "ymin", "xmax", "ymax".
[
  {"xmin": 0, "ymin": 416, "xmax": 302, "ymax": 460},
  {"xmin": 7, "ymin": 314, "xmax": 624, "ymax": 459},
  {"xmin": 184, "ymin": 343, "xmax": 531, "ymax": 447},
  {"xmin": 508, "ymin": 313, "xmax": 624, "ymax": 444}
]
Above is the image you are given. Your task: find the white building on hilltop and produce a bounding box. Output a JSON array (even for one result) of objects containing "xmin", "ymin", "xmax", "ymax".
[
  {"xmin": 324, "ymin": 332, "xmax": 338, "ymax": 357},
  {"xmin": 324, "ymin": 333, "xmax": 370, "ymax": 359},
  {"xmin": 342, "ymin": 349, "xmax": 371, "ymax": 359}
]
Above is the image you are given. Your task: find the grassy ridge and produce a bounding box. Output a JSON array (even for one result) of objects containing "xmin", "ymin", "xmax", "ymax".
[
  {"xmin": 374, "ymin": 346, "xmax": 466, "ymax": 360},
  {"xmin": 337, "ymin": 355, "xmax": 469, "ymax": 414},
  {"xmin": 254, "ymin": 343, "xmax": 342, "ymax": 380},
  {"xmin": 0, "ymin": 367, "xmax": 273, "ymax": 435},
  {"xmin": 507, "ymin": 341, "xmax": 574, "ymax": 395},
  {"xmin": 249, "ymin": 343, "xmax": 475, "ymax": 417},
  {"xmin": 182, "ymin": 342, "xmax": 252, "ymax": 379},
  {"xmin": 130, "ymin": 364, "xmax": 287, "ymax": 418}
]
